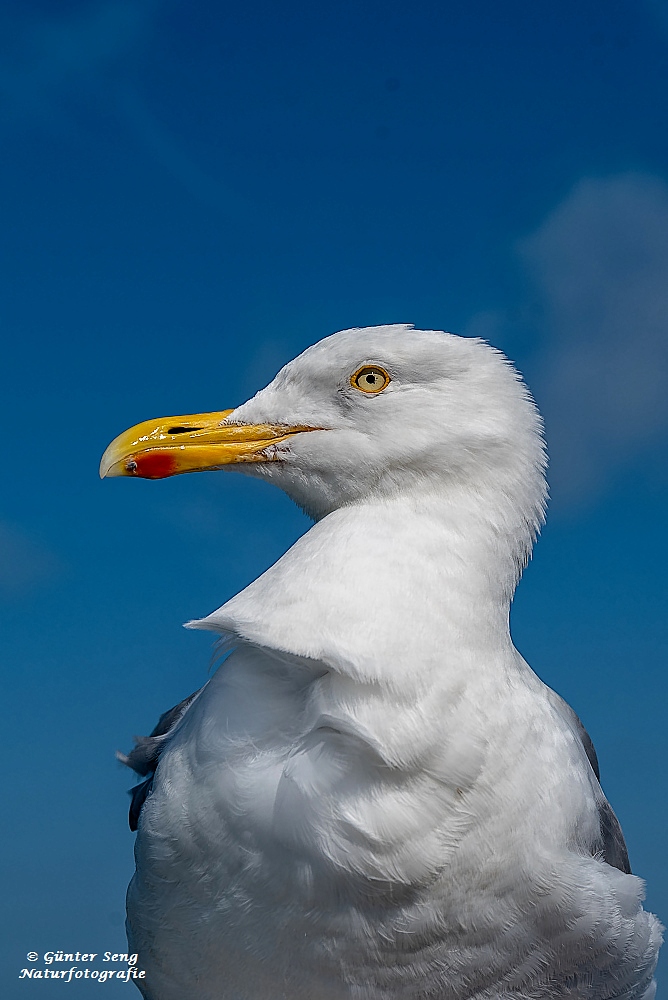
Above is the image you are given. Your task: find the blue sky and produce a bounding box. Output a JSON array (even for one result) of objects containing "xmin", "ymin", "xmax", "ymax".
[{"xmin": 2, "ymin": 0, "xmax": 667, "ymax": 994}]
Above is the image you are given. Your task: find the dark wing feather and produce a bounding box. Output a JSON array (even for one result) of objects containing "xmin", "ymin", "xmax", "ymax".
[
  {"xmin": 597, "ymin": 798, "xmax": 632, "ymax": 874},
  {"xmin": 118, "ymin": 687, "xmax": 205, "ymax": 830},
  {"xmin": 128, "ymin": 777, "xmax": 153, "ymax": 833},
  {"xmin": 546, "ymin": 688, "xmax": 631, "ymax": 874}
]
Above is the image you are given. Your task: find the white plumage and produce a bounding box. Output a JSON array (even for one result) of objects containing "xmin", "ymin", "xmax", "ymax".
[{"xmin": 105, "ymin": 325, "xmax": 662, "ymax": 999}]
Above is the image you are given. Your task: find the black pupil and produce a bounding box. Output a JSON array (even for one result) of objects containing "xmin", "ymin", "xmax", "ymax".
[{"xmin": 365, "ymin": 373, "xmax": 377, "ymax": 384}]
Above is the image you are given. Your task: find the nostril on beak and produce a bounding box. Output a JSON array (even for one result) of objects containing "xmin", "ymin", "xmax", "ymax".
[{"xmin": 168, "ymin": 426, "xmax": 203, "ymax": 434}]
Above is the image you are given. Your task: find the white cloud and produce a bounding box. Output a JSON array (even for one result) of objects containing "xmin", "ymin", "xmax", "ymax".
[
  {"xmin": 646, "ymin": 0, "xmax": 668, "ymax": 33},
  {"xmin": 0, "ymin": 0, "xmax": 159, "ymax": 122},
  {"xmin": 465, "ymin": 173, "xmax": 668, "ymax": 505},
  {"xmin": 521, "ymin": 174, "xmax": 668, "ymax": 503},
  {"xmin": 0, "ymin": 1, "xmax": 246, "ymax": 218},
  {"xmin": 0, "ymin": 521, "xmax": 60, "ymax": 597}
]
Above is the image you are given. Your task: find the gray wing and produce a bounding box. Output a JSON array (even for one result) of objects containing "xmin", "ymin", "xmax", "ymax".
[
  {"xmin": 597, "ymin": 798, "xmax": 632, "ymax": 875},
  {"xmin": 118, "ymin": 687, "xmax": 205, "ymax": 831},
  {"xmin": 546, "ymin": 689, "xmax": 631, "ymax": 875}
]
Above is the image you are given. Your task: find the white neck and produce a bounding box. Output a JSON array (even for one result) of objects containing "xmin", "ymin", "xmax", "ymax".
[{"xmin": 193, "ymin": 488, "xmax": 535, "ymax": 693}]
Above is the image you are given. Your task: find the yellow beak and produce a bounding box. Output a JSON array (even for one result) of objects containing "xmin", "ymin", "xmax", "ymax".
[{"xmin": 99, "ymin": 410, "xmax": 320, "ymax": 480}]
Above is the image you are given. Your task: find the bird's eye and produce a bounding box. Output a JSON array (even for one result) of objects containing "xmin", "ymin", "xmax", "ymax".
[{"xmin": 351, "ymin": 365, "xmax": 391, "ymax": 394}]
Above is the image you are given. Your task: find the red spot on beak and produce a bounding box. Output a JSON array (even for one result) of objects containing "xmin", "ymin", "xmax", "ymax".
[{"xmin": 133, "ymin": 452, "xmax": 178, "ymax": 479}]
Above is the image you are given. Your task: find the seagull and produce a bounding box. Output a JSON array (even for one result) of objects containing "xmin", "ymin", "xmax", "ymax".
[{"xmin": 100, "ymin": 325, "xmax": 662, "ymax": 1000}]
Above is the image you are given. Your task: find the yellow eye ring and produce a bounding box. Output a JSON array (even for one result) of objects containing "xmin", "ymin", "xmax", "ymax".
[{"xmin": 350, "ymin": 365, "xmax": 391, "ymax": 394}]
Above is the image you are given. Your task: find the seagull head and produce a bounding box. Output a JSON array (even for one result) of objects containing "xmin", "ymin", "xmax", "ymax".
[{"xmin": 100, "ymin": 325, "xmax": 547, "ymax": 533}]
